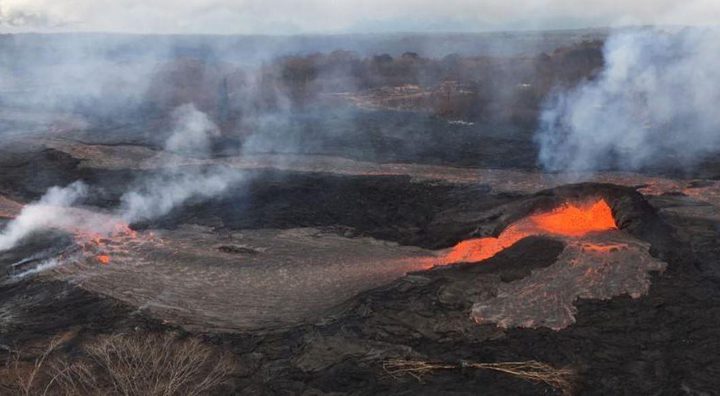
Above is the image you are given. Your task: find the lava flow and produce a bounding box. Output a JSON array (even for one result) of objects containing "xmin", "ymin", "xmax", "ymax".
[
  {"xmin": 73, "ymin": 220, "xmax": 141, "ymax": 266},
  {"xmin": 441, "ymin": 199, "xmax": 617, "ymax": 264}
]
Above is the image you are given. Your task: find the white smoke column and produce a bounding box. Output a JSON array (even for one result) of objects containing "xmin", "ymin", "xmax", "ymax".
[
  {"xmin": 536, "ymin": 27, "xmax": 720, "ymax": 172},
  {"xmin": 13, "ymin": 257, "xmax": 61, "ymax": 279},
  {"xmin": 0, "ymin": 104, "xmax": 242, "ymax": 250},
  {"xmin": 164, "ymin": 103, "xmax": 220, "ymax": 154},
  {"xmin": 0, "ymin": 181, "xmax": 87, "ymax": 251},
  {"xmin": 119, "ymin": 167, "xmax": 242, "ymax": 223},
  {"xmin": 119, "ymin": 104, "xmax": 242, "ymax": 223}
]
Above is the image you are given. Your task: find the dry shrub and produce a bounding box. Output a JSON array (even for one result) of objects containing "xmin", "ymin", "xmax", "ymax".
[
  {"xmin": 2, "ymin": 332, "xmax": 236, "ymax": 396},
  {"xmin": 2, "ymin": 336, "xmax": 65, "ymax": 396},
  {"xmin": 383, "ymin": 358, "xmax": 576, "ymax": 395},
  {"xmin": 47, "ymin": 359, "xmax": 102, "ymax": 395},
  {"xmin": 80, "ymin": 333, "xmax": 235, "ymax": 396}
]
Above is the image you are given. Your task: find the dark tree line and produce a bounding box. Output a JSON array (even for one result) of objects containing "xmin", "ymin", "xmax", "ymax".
[{"xmin": 140, "ymin": 40, "xmax": 605, "ymax": 132}]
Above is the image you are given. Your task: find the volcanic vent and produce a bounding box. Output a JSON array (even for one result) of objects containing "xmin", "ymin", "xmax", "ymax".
[
  {"xmin": 441, "ymin": 199, "xmax": 618, "ymax": 264},
  {"xmin": 430, "ymin": 186, "xmax": 668, "ymax": 330}
]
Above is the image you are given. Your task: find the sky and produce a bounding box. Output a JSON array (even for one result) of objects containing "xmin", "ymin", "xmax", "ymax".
[{"xmin": 0, "ymin": 0, "xmax": 719, "ymax": 35}]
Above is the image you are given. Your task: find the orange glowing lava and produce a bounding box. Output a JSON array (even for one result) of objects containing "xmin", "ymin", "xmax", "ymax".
[
  {"xmin": 71, "ymin": 220, "xmax": 139, "ymax": 267},
  {"xmin": 441, "ymin": 199, "xmax": 617, "ymax": 264},
  {"xmin": 531, "ymin": 200, "xmax": 617, "ymax": 237}
]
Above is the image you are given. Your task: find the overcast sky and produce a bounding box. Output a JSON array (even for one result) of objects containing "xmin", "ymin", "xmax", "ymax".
[{"xmin": 1, "ymin": 0, "xmax": 718, "ymax": 34}]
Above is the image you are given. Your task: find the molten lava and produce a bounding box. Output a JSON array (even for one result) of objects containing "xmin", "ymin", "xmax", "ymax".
[
  {"xmin": 531, "ymin": 200, "xmax": 617, "ymax": 237},
  {"xmin": 72, "ymin": 219, "xmax": 140, "ymax": 267},
  {"xmin": 442, "ymin": 199, "xmax": 617, "ymax": 264}
]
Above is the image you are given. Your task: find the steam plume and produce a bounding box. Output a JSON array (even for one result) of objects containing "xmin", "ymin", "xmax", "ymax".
[
  {"xmin": 0, "ymin": 105, "xmax": 243, "ymax": 251},
  {"xmin": 119, "ymin": 167, "xmax": 241, "ymax": 223},
  {"xmin": 536, "ymin": 27, "xmax": 720, "ymax": 172},
  {"xmin": 119, "ymin": 104, "xmax": 242, "ymax": 223},
  {"xmin": 0, "ymin": 181, "xmax": 87, "ymax": 250},
  {"xmin": 164, "ymin": 104, "xmax": 220, "ymax": 154}
]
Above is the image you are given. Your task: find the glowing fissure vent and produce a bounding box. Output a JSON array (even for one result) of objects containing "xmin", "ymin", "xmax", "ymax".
[{"xmin": 442, "ymin": 199, "xmax": 617, "ymax": 264}]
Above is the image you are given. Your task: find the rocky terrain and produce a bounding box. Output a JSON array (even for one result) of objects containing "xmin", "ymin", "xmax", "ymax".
[
  {"xmin": 2, "ymin": 31, "xmax": 720, "ymax": 395},
  {"xmin": 2, "ymin": 129, "xmax": 720, "ymax": 394}
]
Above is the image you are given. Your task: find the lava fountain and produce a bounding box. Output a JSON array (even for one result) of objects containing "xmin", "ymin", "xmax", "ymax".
[{"xmin": 441, "ymin": 199, "xmax": 617, "ymax": 264}]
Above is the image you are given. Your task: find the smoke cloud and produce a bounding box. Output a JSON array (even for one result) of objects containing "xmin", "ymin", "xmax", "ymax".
[
  {"xmin": 164, "ymin": 104, "xmax": 220, "ymax": 155},
  {"xmin": 0, "ymin": 104, "xmax": 243, "ymax": 251},
  {"xmin": 536, "ymin": 27, "xmax": 720, "ymax": 172},
  {"xmin": 119, "ymin": 167, "xmax": 241, "ymax": 223},
  {"xmin": 119, "ymin": 104, "xmax": 242, "ymax": 223},
  {"xmin": 0, "ymin": 181, "xmax": 88, "ymax": 250}
]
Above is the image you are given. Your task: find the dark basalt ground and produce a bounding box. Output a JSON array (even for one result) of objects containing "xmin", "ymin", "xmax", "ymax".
[
  {"xmin": 1, "ymin": 129, "xmax": 720, "ymax": 394},
  {"xmin": 182, "ymin": 183, "xmax": 715, "ymax": 396},
  {"xmin": 138, "ymin": 172, "xmax": 508, "ymax": 250},
  {"xmin": 61, "ymin": 109, "xmax": 539, "ymax": 169}
]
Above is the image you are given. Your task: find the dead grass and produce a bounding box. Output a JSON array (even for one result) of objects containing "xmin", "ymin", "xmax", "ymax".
[
  {"xmin": 7, "ymin": 336, "xmax": 65, "ymax": 396},
  {"xmin": 1, "ymin": 332, "xmax": 236, "ymax": 396},
  {"xmin": 383, "ymin": 358, "xmax": 576, "ymax": 395}
]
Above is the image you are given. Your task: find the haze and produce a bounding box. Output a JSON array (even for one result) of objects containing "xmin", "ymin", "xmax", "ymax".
[{"xmin": 1, "ymin": 0, "xmax": 719, "ymax": 34}]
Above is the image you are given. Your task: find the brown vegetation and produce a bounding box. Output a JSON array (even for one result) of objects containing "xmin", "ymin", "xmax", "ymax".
[
  {"xmin": 1, "ymin": 333, "xmax": 236, "ymax": 396},
  {"xmin": 383, "ymin": 358, "xmax": 576, "ymax": 395}
]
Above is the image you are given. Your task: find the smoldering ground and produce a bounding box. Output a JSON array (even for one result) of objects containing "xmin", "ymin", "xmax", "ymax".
[{"xmin": 0, "ymin": 102, "xmax": 248, "ymax": 252}]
